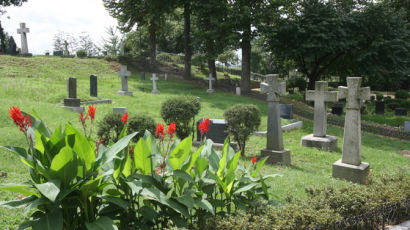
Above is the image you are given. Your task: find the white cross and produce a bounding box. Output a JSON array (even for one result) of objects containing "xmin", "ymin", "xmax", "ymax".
[
  {"xmin": 151, "ymin": 74, "xmax": 160, "ymax": 94},
  {"xmin": 17, "ymin": 23, "xmax": 30, "ymax": 54},
  {"xmin": 207, "ymin": 74, "xmax": 215, "ymax": 93},
  {"xmin": 338, "ymin": 78, "xmax": 370, "ymax": 110},
  {"xmin": 260, "ymin": 74, "xmax": 286, "ymax": 102},
  {"xmin": 118, "ymin": 65, "xmax": 131, "ymax": 91}
]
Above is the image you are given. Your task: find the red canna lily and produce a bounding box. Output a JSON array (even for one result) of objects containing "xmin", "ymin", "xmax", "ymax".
[
  {"xmin": 8, "ymin": 106, "xmax": 31, "ymax": 134},
  {"xmin": 88, "ymin": 105, "xmax": 96, "ymax": 120},
  {"xmin": 160, "ymin": 162, "xmax": 165, "ymax": 168},
  {"xmin": 198, "ymin": 118, "xmax": 210, "ymax": 136},
  {"xmin": 167, "ymin": 123, "xmax": 176, "ymax": 139},
  {"xmin": 79, "ymin": 112, "xmax": 89, "ymax": 123},
  {"xmin": 251, "ymin": 157, "xmax": 257, "ymax": 165},
  {"xmin": 121, "ymin": 112, "xmax": 128, "ymax": 125},
  {"xmin": 155, "ymin": 123, "xmax": 165, "ymax": 140}
]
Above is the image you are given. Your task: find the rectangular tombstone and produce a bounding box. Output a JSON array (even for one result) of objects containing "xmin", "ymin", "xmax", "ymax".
[
  {"xmin": 113, "ymin": 107, "xmax": 127, "ymax": 115},
  {"xmin": 331, "ymin": 103, "xmax": 344, "ymax": 115},
  {"xmin": 405, "ymin": 121, "xmax": 410, "ymax": 132},
  {"xmin": 53, "ymin": 51, "xmax": 63, "ymax": 56},
  {"xmin": 375, "ymin": 102, "xmax": 385, "ymax": 114},
  {"xmin": 68, "ymin": 77, "xmax": 77, "ymax": 99},
  {"xmin": 395, "ymin": 108, "xmax": 408, "ymax": 116},
  {"xmin": 90, "ymin": 75, "xmax": 98, "ymax": 97},
  {"xmin": 279, "ymin": 104, "xmax": 293, "ymax": 119},
  {"xmin": 196, "ymin": 119, "xmax": 228, "ymax": 144},
  {"xmin": 141, "ymin": 72, "xmax": 145, "ymax": 80}
]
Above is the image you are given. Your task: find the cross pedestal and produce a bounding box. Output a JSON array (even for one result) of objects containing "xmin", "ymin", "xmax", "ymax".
[
  {"xmin": 207, "ymin": 74, "xmax": 215, "ymax": 93},
  {"xmin": 260, "ymin": 74, "xmax": 291, "ymax": 165},
  {"xmin": 16, "ymin": 23, "xmax": 31, "ymax": 56},
  {"xmin": 301, "ymin": 81, "xmax": 338, "ymax": 150},
  {"xmin": 117, "ymin": 65, "xmax": 133, "ymax": 96},
  {"xmin": 151, "ymin": 74, "xmax": 160, "ymax": 94},
  {"xmin": 332, "ymin": 77, "xmax": 370, "ymax": 184}
]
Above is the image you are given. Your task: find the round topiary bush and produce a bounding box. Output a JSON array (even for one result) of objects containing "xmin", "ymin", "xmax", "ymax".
[
  {"xmin": 395, "ymin": 90, "xmax": 409, "ymax": 100},
  {"xmin": 161, "ymin": 96, "xmax": 201, "ymax": 139},
  {"xmin": 224, "ymin": 104, "xmax": 261, "ymax": 156},
  {"xmin": 76, "ymin": 49, "xmax": 87, "ymax": 58},
  {"xmin": 97, "ymin": 113, "xmax": 156, "ymax": 144}
]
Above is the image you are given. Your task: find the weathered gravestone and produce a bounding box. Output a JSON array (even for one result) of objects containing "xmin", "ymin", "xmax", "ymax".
[
  {"xmin": 395, "ymin": 108, "xmax": 408, "ymax": 116},
  {"xmin": 141, "ymin": 72, "xmax": 145, "ymax": 81},
  {"xmin": 332, "ymin": 77, "xmax": 370, "ymax": 184},
  {"xmin": 16, "ymin": 23, "xmax": 31, "ymax": 56},
  {"xmin": 117, "ymin": 65, "xmax": 133, "ymax": 96},
  {"xmin": 207, "ymin": 74, "xmax": 215, "ymax": 93},
  {"xmin": 331, "ymin": 103, "xmax": 344, "ymax": 115},
  {"xmin": 279, "ymin": 104, "xmax": 293, "ymax": 119},
  {"xmin": 236, "ymin": 86, "xmax": 241, "ymax": 96},
  {"xmin": 260, "ymin": 74, "xmax": 291, "ymax": 165},
  {"xmin": 113, "ymin": 107, "xmax": 127, "ymax": 115},
  {"xmin": 301, "ymin": 81, "xmax": 338, "ymax": 150},
  {"xmin": 63, "ymin": 77, "xmax": 84, "ymax": 112},
  {"xmin": 404, "ymin": 121, "xmax": 410, "ymax": 132},
  {"xmin": 90, "ymin": 75, "xmax": 98, "ymax": 97},
  {"xmin": 53, "ymin": 51, "xmax": 63, "ymax": 56},
  {"xmin": 151, "ymin": 74, "xmax": 160, "ymax": 94},
  {"xmin": 196, "ymin": 119, "xmax": 228, "ymax": 143},
  {"xmin": 6, "ymin": 36, "xmax": 17, "ymax": 55},
  {"xmin": 375, "ymin": 101, "xmax": 385, "ymax": 114}
]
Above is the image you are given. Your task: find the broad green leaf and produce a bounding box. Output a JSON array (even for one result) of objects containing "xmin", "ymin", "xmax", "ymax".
[
  {"xmin": 23, "ymin": 110, "xmax": 52, "ymax": 138},
  {"xmin": 173, "ymin": 170, "xmax": 194, "ymax": 183},
  {"xmin": 0, "ymin": 183, "xmax": 38, "ymax": 197},
  {"xmin": 134, "ymin": 138, "xmax": 152, "ymax": 175},
  {"xmin": 251, "ymin": 156, "xmax": 269, "ymax": 177},
  {"xmin": 194, "ymin": 158, "xmax": 209, "ymax": 178},
  {"xmin": 49, "ymin": 125, "xmax": 62, "ymax": 145},
  {"xmin": 126, "ymin": 180, "xmax": 144, "ymax": 195},
  {"xmin": 35, "ymin": 180, "xmax": 60, "ymax": 202},
  {"xmin": 0, "ymin": 146, "xmax": 35, "ymax": 168},
  {"xmin": 217, "ymin": 139, "xmax": 229, "ymax": 178},
  {"xmin": 169, "ymin": 137, "xmax": 192, "ymax": 170},
  {"xmin": 226, "ymin": 151, "xmax": 241, "ymax": 193},
  {"xmin": 121, "ymin": 149, "xmax": 133, "ymax": 178},
  {"xmin": 85, "ymin": 216, "xmax": 118, "ymax": 230},
  {"xmin": 140, "ymin": 187, "xmax": 189, "ymax": 217},
  {"xmin": 102, "ymin": 196, "xmax": 129, "ymax": 209},
  {"xmin": 96, "ymin": 132, "xmax": 137, "ymax": 170},
  {"xmin": 233, "ymin": 183, "xmax": 258, "ymax": 194},
  {"xmin": 34, "ymin": 130, "xmax": 45, "ymax": 154},
  {"xmin": 176, "ymin": 194, "xmax": 194, "ymax": 209},
  {"xmin": 182, "ymin": 145, "xmax": 203, "ymax": 173},
  {"xmin": 50, "ymin": 146, "xmax": 77, "ymax": 186},
  {"xmin": 31, "ymin": 208, "xmax": 63, "ymax": 230},
  {"xmin": 138, "ymin": 206, "xmax": 158, "ymax": 223},
  {"xmin": 194, "ymin": 198, "xmax": 214, "ymax": 215},
  {"xmin": 80, "ymin": 179, "xmax": 99, "ymax": 198},
  {"xmin": 0, "ymin": 195, "xmax": 37, "ymax": 208},
  {"xmin": 208, "ymin": 149, "xmax": 220, "ymax": 173}
]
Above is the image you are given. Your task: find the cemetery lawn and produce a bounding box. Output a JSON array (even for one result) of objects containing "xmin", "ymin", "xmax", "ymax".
[{"xmin": 1, "ymin": 56, "xmax": 409, "ymax": 228}]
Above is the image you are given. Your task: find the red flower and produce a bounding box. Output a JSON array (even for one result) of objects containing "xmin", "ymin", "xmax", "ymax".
[
  {"xmin": 155, "ymin": 123, "xmax": 165, "ymax": 140},
  {"xmin": 8, "ymin": 106, "xmax": 32, "ymax": 134},
  {"xmin": 88, "ymin": 105, "xmax": 96, "ymax": 120},
  {"xmin": 79, "ymin": 112, "xmax": 89, "ymax": 124},
  {"xmin": 167, "ymin": 123, "xmax": 176, "ymax": 139},
  {"xmin": 160, "ymin": 162, "xmax": 165, "ymax": 168},
  {"xmin": 251, "ymin": 157, "xmax": 257, "ymax": 165},
  {"xmin": 155, "ymin": 171, "xmax": 161, "ymax": 175},
  {"xmin": 121, "ymin": 113, "xmax": 128, "ymax": 125},
  {"xmin": 198, "ymin": 118, "xmax": 210, "ymax": 136}
]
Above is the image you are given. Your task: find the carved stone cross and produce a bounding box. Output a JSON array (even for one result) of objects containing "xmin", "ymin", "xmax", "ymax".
[
  {"xmin": 17, "ymin": 23, "xmax": 30, "ymax": 55},
  {"xmin": 118, "ymin": 65, "xmax": 131, "ymax": 91},
  {"xmin": 207, "ymin": 74, "xmax": 215, "ymax": 93},
  {"xmin": 306, "ymin": 81, "xmax": 338, "ymax": 137},
  {"xmin": 260, "ymin": 74, "xmax": 286, "ymax": 102},
  {"xmin": 151, "ymin": 74, "xmax": 160, "ymax": 94}
]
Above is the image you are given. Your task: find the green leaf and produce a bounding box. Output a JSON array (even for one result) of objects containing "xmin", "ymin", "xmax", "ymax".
[
  {"xmin": 134, "ymin": 138, "xmax": 152, "ymax": 175},
  {"xmin": 80, "ymin": 179, "xmax": 99, "ymax": 198},
  {"xmin": 126, "ymin": 180, "xmax": 144, "ymax": 195},
  {"xmin": 138, "ymin": 206, "xmax": 158, "ymax": 223},
  {"xmin": 121, "ymin": 148, "xmax": 133, "ymax": 178},
  {"xmin": 35, "ymin": 180, "xmax": 60, "ymax": 202},
  {"xmin": 0, "ymin": 195, "xmax": 37, "ymax": 208},
  {"xmin": 31, "ymin": 208, "xmax": 63, "ymax": 230},
  {"xmin": 0, "ymin": 183, "xmax": 39, "ymax": 197},
  {"xmin": 169, "ymin": 137, "xmax": 192, "ymax": 170},
  {"xmin": 182, "ymin": 145, "xmax": 202, "ymax": 173},
  {"xmin": 102, "ymin": 196, "xmax": 129, "ymax": 209},
  {"xmin": 173, "ymin": 170, "xmax": 193, "ymax": 183},
  {"xmin": 176, "ymin": 194, "xmax": 194, "ymax": 209},
  {"xmin": 96, "ymin": 132, "xmax": 138, "ymax": 170},
  {"xmin": 233, "ymin": 183, "xmax": 258, "ymax": 194},
  {"xmin": 23, "ymin": 110, "xmax": 52, "ymax": 138},
  {"xmin": 194, "ymin": 198, "xmax": 215, "ymax": 215},
  {"xmin": 217, "ymin": 140, "xmax": 229, "ymax": 178},
  {"xmin": 140, "ymin": 187, "xmax": 189, "ymax": 217},
  {"xmin": 0, "ymin": 146, "xmax": 35, "ymax": 168},
  {"xmin": 50, "ymin": 146, "xmax": 77, "ymax": 186},
  {"xmin": 251, "ymin": 156, "xmax": 269, "ymax": 177},
  {"xmin": 194, "ymin": 158, "xmax": 209, "ymax": 178}
]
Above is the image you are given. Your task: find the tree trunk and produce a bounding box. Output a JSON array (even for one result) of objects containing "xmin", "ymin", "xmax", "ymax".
[
  {"xmin": 241, "ymin": 23, "xmax": 252, "ymax": 95},
  {"xmin": 0, "ymin": 21, "xmax": 6, "ymax": 54},
  {"xmin": 208, "ymin": 59, "xmax": 217, "ymax": 85},
  {"xmin": 183, "ymin": 2, "xmax": 192, "ymax": 80},
  {"xmin": 307, "ymin": 73, "xmax": 317, "ymax": 90},
  {"xmin": 149, "ymin": 19, "xmax": 157, "ymax": 64}
]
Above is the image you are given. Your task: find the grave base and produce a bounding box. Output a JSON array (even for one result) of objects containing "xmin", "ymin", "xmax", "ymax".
[
  {"xmin": 332, "ymin": 159, "xmax": 369, "ymax": 184},
  {"xmin": 81, "ymin": 99, "xmax": 112, "ymax": 105},
  {"xmin": 62, "ymin": 106, "xmax": 84, "ymax": 113},
  {"xmin": 64, "ymin": 98, "xmax": 81, "ymax": 107},
  {"xmin": 260, "ymin": 148, "xmax": 291, "ymax": 165},
  {"xmin": 301, "ymin": 134, "xmax": 338, "ymax": 151},
  {"xmin": 117, "ymin": 91, "xmax": 133, "ymax": 96},
  {"xmin": 152, "ymin": 89, "xmax": 160, "ymax": 94},
  {"xmin": 207, "ymin": 89, "xmax": 215, "ymax": 94}
]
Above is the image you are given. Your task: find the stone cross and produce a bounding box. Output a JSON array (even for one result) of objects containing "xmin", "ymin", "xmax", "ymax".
[
  {"xmin": 207, "ymin": 74, "xmax": 215, "ymax": 93},
  {"xmin": 260, "ymin": 74, "xmax": 291, "ymax": 165},
  {"xmin": 118, "ymin": 65, "xmax": 131, "ymax": 91},
  {"xmin": 90, "ymin": 75, "xmax": 98, "ymax": 97},
  {"xmin": 151, "ymin": 74, "xmax": 160, "ymax": 94},
  {"xmin": 338, "ymin": 77, "xmax": 370, "ymax": 166},
  {"xmin": 16, "ymin": 23, "xmax": 30, "ymax": 55},
  {"xmin": 306, "ymin": 81, "xmax": 338, "ymax": 137}
]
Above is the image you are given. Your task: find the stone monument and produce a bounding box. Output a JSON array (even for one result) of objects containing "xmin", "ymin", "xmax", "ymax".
[
  {"xmin": 63, "ymin": 77, "xmax": 84, "ymax": 112},
  {"xmin": 117, "ymin": 65, "xmax": 133, "ymax": 96},
  {"xmin": 301, "ymin": 81, "xmax": 338, "ymax": 150},
  {"xmin": 113, "ymin": 107, "xmax": 127, "ymax": 115},
  {"xmin": 332, "ymin": 77, "xmax": 370, "ymax": 184},
  {"xmin": 90, "ymin": 75, "xmax": 98, "ymax": 97},
  {"xmin": 207, "ymin": 74, "xmax": 215, "ymax": 93},
  {"xmin": 260, "ymin": 74, "xmax": 291, "ymax": 165},
  {"xmin": 7, "ymin": 36, "xmax": 17, "ymax": 55},
  {"xmin": 151, "ymin": 74, "xmax": 160, "ymax": 94},
  {"xmin": 16, "ymin": 23, "xmax": 31, "ymax": 56}
]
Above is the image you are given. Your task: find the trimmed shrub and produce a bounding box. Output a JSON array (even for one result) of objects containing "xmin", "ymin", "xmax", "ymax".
[
  {"xmin": 295, "ymin": 77, "xmax": 307, "ymax": 92},
  {"xmin": 224, "ymin": 104, "xmax": 261, "ymax": 156},
  {"xmin": 161, "ymin": 96, "xmax": 201, "ymax": 139},
  {"xmin": 76, "ymin": 49, "xmax": 87, "ymax": 58},
  {"xmin": 97, "ymin": 112, "xmax": 156, "ymax": 144},
  {"xmin": 395, "ymin": 90, "xmax": 409, "ymax": 100}
]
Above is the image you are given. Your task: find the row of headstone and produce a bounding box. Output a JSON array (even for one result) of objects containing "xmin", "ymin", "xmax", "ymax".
[{"xmin": 117, "ymin": 67, "xmax": 163, "ymax": 95}]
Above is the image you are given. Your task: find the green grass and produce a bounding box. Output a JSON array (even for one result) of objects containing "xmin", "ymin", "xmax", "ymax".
[{"xmin": 0, "ymin": 55, "xmax": 409, "ymax": 229}]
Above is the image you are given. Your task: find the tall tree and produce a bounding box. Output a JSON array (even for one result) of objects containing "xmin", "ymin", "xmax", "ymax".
[
  {"xmin": 103, "ymin": 0, "xmax": 172, "ymax": 64},
  {"xmin": 183, "ymin": 1, "xmax": 192, "ymax": 80},
  {"xmin": 0, "ymin": 0, "xmax": 27, "ymax": 53}
]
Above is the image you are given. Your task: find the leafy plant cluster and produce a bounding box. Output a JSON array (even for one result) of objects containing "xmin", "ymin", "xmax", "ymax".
[
  {"xmin": 385, "ymin": 90, "xmax": 410, "ymax": 111},
  {"xmin": 206, "ymin": 174, "xmax": 410, "ymax": 230},
  {"xmin": 161, "ymin": 96, "xmax": 201, "ymax": 139},
  {"xmin": 287, "ymin": 77, "xmax": 307, "ymax": 92},
  {"xmin": 0, "ymin": 111, "xmax": 275, "ymax": 229}
]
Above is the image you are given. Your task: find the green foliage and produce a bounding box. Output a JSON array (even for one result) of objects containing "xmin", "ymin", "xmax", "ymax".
[
  {"xmin": 207, "ymin": 174, "xmax": 410, "ymax": 230},
  {"xmin": 157, "ymin": 52, "xmax": 184, "ymax": 64},
  {"xmin": 376, "ymin": 93, "xmax": 384, "ymax": 102},
  {"xmin": 76, "ymin": 49, "xmax": 87, "ymax": 58},
  {"xmin": 224, "ymin": 104, "xmax": 261, "ymax": 156},
  {"xmin": 395, "ymin": 90, "xmax": 409, "ymax": 100},
  {"xmin": 386, "ymin": 99, "xmax": 410, "ymax": 110},
  {"xmin": 288, "ymin": 78, "xmax": 307, "ymax": 92},
  {"xmin": 127, "ymin": 114, "xmax": 156, "ymax": 141},
  {"xmin": 161, "ymin": 96, "xmax": 201, "ymax": 139}
]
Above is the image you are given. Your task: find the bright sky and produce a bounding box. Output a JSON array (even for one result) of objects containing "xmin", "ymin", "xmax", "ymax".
[{"xmin": 2, "ymin": 0, "xmax": 118, "ymax": 55}]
